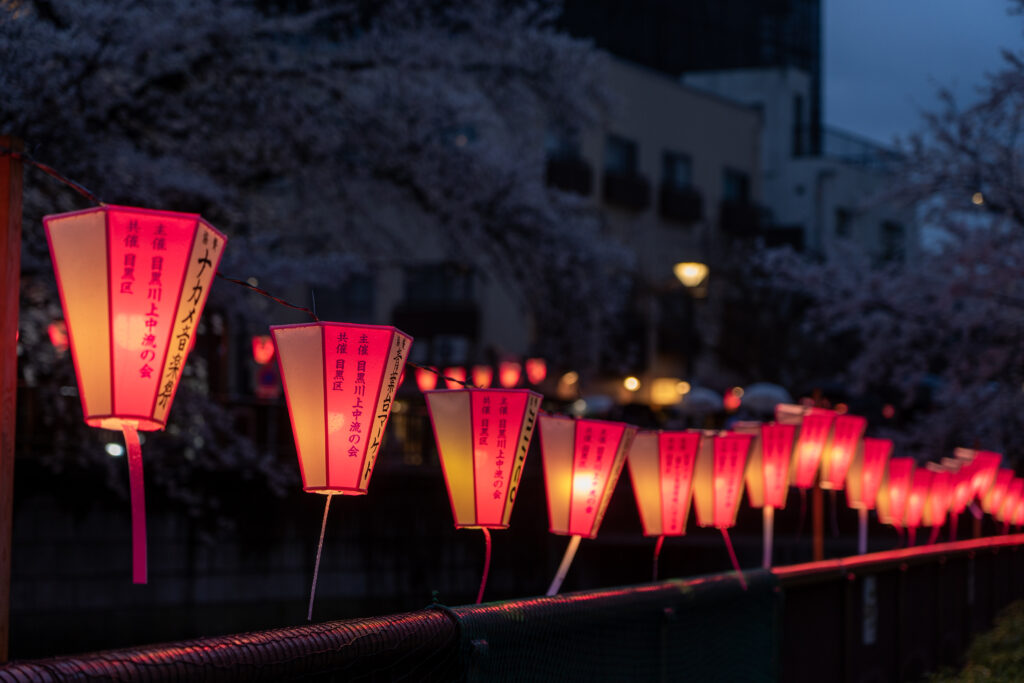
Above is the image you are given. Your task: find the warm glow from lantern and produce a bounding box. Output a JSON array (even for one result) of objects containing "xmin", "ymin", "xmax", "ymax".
[
  {"xmin": 426, "ymin": 388, "xmax": 541, "ymax": 528},
  {"xmin": 539, "ymin": 415, "xmax": 637, "ymax": 538},
  {"xmin": 950, "ymin": 467, "xmax": 973, "ymax": 515},
  {"xmin": 998, "ymin": 478, "xmax": 1024, "ymax": 523},
  {"xmin": 673, "ymin": 261, "xmax": 709, "ymax": 288},
  {"xmin": 626, "ymin": 430, "xmax": 701, "ymax": 536},
  {"xmin": 252, "ymin": 335, "xmax": 275, "ymax": 365},
  {"xmin": 819, "ymin": 414, "xmax": 867, "ymax": 490},
  {"xmin": 415, "ymin": 366, "xmax": 439, "ymax": 392},
  {"xmin": 983, "ymin": 468, "xmax": 1015, "ymax": 515},
  {"xmin": 966, "ymin": 451, "xmax": 1001, "ymax": 501},
  {"xmin": 44, "ymin": 205, "xmax": 227, "ymax": 431},
  {"xmin": 786, "ymin": 409, "xmax": 836, "ymax": 490},
  {"xmin": 692, "ymin": 432, "xmax": 752, "ymax": 529},
  {"xmin": 846, "ymin": 438, "xmax": 892, "ymax": 510},
  {"xmin": 923, "ymin": 469, "xmax": 952, "ymax": 528},
  {"xmin": 471, "ymin": 365, "xmax": 493, "ymax": 388},
  {"xmin": 650, "ymin": 377, "xmax": 683, "ymax": 406},
  {"xmin": 623, "ymin": 376, "xmax": 641, "ymax": 392},
  {"xmin": 879, "ymin": 457, "xmax": 915, "ymax": 527},
  {"xmin": 443, "ymin": 366, "xmax": 466, "ymax": 389},
  {"xmin": 272, "ymin": 322, "xmax": 412, "ymax": 495},
  {"xmin": 499, "ymin": 361, "xmax": 522, "ymax": 388},
  {"xmin": 904, "ymin": 469, "xmax": 933, "ymax": 530},
  {"xmin": 676, "ymin": 381, "xmax": 692, "ymax": 395},
  {"xmin": 722, "ymin": 391, "xmax": 741, "ymax": 412},
  {"xmin": 759, "ymin": 423, "xmax": 796, "ymax": 509},
  {"xmin": 525, "ymin": 357, "xmax": 547, "ymax": 384},
  {"xmin": 48, "ymin": 320, "xmax": 69, "ymax": 353}
]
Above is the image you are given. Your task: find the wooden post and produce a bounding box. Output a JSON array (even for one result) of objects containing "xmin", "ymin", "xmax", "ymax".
[
  {"xmin": 0, "ymin": 136, "xmax": 22, "ymax": 662},
  {"xmin": 812, "ymin": 484, "xmax": 824, "ymax": 561}
]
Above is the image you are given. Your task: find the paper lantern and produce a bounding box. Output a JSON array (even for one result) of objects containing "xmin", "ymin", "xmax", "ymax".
[
  {"xmin": 776, "ymin": 405, "xmax": 836, "ymax": 490},
  {"xmin": 997, "ymin": 478, "xmax": 1024, "ymax": 526},
  {"xmin": 525, "ymin": 357, "xmax": 547, "ymax": 384},
  {"xmin": 819, "ymin": 415, "xmax": 867, "ymax": 490},
  {"xmin": 983, "ymin": 468, "xmax": 1015, "ymax": 515},
  {"xmin": 426, "ymin": 388, "xmax": 541, "ymax": 528},
  {"xmin": 48, "ymin": 320, "xmax": 69, "ymax": 353},
  {"xmin": 472, "ymin": 365, "xmax": 493, "ymax": 388},
  {"xmin": 904, "ymin": 469, "xmax": 933, "ymax": 543},
  {"xmin": 443, "ymin": 366, "xmax": 466, "ymax": 389},
  {"xmin": 735, "ymin": 422, "xmax": 794, "ymax": 568},
  {"xmin": 692, "ymin": 432, "xmax": 753, "ymax": 529},
  {"xmin": 877, "ymin": 457, "xmax": 915, "ymax": 528},
  {"xmin": 415, "ymin": 366, "xmax": 439, "ymax": 392},
  {"xmin": 539, "ymin": 415, "xmax": 637, "ymax": 538},
  {"xmin": 271, "ymin": 322, "xmax": 412, "ymax": 494},
  {"xmin": 626, "ymin": 430, "xmax": 701, "ymax": 536},
  {"xmin": 44, "ymin": 204, "xmax": 227, "ymax": 583},
  {"xmin": 252, "ymin": 334, "xmax": 275, "ymax": 365},
  {"xmin": 846, "ymin": 438, "xmax": 892, "ymax": 511},
  {"xmin": 923, "ymin": 468, "xmax": 952, "ymax": 532},
  {"xmin": 498, "ymin": 361, "xmax": 522, "ymax": 388}
]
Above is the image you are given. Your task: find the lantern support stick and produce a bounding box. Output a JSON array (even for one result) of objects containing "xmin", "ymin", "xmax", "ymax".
[
  {"xmin": 928, "ymin": 524, "xmax": 941, "ymax": 545},
  {"xmin": 812, "ymin": 485, "xmax": 825, "ymax": 561},
  {"xmin": 120, "ymin": 423, "xmax": 147, "ymax": 584},
  {"xmin": 720, "ymin": 528, "xmax": 747, "ymax": 591},
  {"xmin": 857, "ymin": 508, "xmax": 869, "ymax": 555},
  {"xmin": 652, "ymin": 535, "xmax": 665, "ymax": 581},
  {"xmin": 907, "ymin": 527, "xmax": 917, "ymax": 546},
  {"xmin": 475, "ymin": 528, "xmax": 492, "ymax": 605},
  {"xmin": 950, "ymin": 512, "xmax": 958, "ymax": 541},
  {"xmin": 546, "ymin": 534, "xmax": 581, "ymax": 596},
  {"xmin": 762, "ymin": 506, "xmax": 774, "ymax": 569},
  {"xmin": 829, "ymin": 490, "xmax": 840, "ymax": 538},
  {"xmin": 307, "ymin": 493, "xmax": 333, "ymax": 622},
  {"xmin": 796, "ymin": 488, "xmax": 807, "ymax": 539}
]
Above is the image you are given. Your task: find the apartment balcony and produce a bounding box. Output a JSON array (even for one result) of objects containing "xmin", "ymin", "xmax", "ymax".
[
  {"xmin": 718, "ymin": 199, "xmax": 761, "ymax": 236},
  {"xmin": 545, "ymin": 156, "xmax": 594, "ymax": 195},
  {"xmin": 602, "ymin": 171, "xmax": 651, "ymax": 211},
  {"xmin": 658, "ymin": 184, "xmax": 703, "ymax": 224}
]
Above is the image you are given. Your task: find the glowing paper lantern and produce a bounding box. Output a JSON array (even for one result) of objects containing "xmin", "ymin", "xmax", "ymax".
[
  {"xmin": 877, "ymin": 457, "xmax": 915, "ymax": 529},
  {"xmin": 692, "ymin": 431, "xmax": 752, "ymax": 587},
  {"xmin": 525, "ymin": 357, "xmax": 547, "ymax": 384},
  {"xmin": 997, "ymin": 478, "xmax": 1024, "ymax": 529},
  {"xmin": 539, "ymin": 415, "xmax": 637, "ymax": 594},
  {"xmin": 983, "ymin": 468, "xmax": 1015, "ymax": 516},
  {"xmin": 923, "ymin": 468, "xmax": 952, "ymax": 544},
  {"xmin": 44, "ymin": 204, "xmax": 227, "ymax": 583},
  {"xmin": 498, "ymin": 361, "xmax": 522, "ymax": 388},
  {"xmin": 776, "ymin": 404, "xmax": 836, "ymax": 490},
  {"xmin": 846, "ymin": 437, "xmax": 892, "ymax": 554},
  {"xmin": 271, "ymin": 322, "xmax": 412, "ymax": 494},
  {"xmin": 819, "ymin": 415, "xmax": 867, "ymax": 490},
  {"xmin": 443, "ymin": 366, "xmax": 466, "ymax": 389},
  {"xmin": 415, "ymin": 366, "xmax": 439, "ymax": 392},
  {"xmin": 734, "ymin": 422, "xmax": 794, "ymax": 568},
  {"xmin": 964, "ymin": 450, "xmax": 1002, "ymax": 502},
  {"xmin": 48, "ymin": 320, "xmax": 69, "ymax": 353},
  {"xmin": 626, "ymin": 430, "xmax": 701, "ymax": 536},
  {"xmin": 904, "ymin": 469, "xmax": 933, "ymax": 545},
  {"xmin": 252, "ymin": 334, "xmax": 275, "ymax": 365},
  {"xmin": 472, "ymin": 365, "xmax": 493, "ymax": 388}
]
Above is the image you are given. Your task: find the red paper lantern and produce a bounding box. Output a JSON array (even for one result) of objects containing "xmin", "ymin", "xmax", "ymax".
[
  {"xmin": 819, "ymin": 415, "xmax": 867, "ymax": 490},
  {"xmin": 525, "ymin": 357, "xmax": 547, "ymax": 384},
  {"xmin": 750, "ymin": 423, "xmax": 796, "ymax": 510},
  {"xmin": 539, "ymin": 415, "xmax": 637, "ymax": 537},
  {"xmin": 426, "ymin": 388, "xmax": 542, "ymax": 528},
  {"xmin": 846, "ymin": 437, "xmax": 892, "ymax": 510},
  {"xmin": 998, "ymin": 478, "xmax": 1024, "ymax": 525},
  {"xmin": 950, "ymin": 466, "xmax": 973, "ymax": 516},
  {"xmin": 626, "ymin": 430, "xmax": 701, "ymax": 536},
  {"xmin": 443, "ymin": 366, "xmax": 466, "ymax": 389},
  {"xmin": 693, "ymin": 432, "xmax": 753, "ymax": 529},
  {"xmin": 47, "ymin": 320, "xmax": 69, "ymax": 353},
  {"xmin": 271, "ymin": 322, "xmax": 412, "ymax": 494},
  {"xmin": 776, "ymin": 405, "xmax": 836, "ymax": 490},
  {"xmin": 877, "ymin": 457, "xmax": 915, "ymax": 528},
  {"xmin": 904, "ymin": 469, "xmax": 933, "ymax": 537},
  {"xmin": 252, "ymin": 334, "xmax": 275, "ymax": 365},
  {"xmin": 415, "ymin": 366, "xmax": 439, "ymax": 392},
  {"xmin": 923, "ymin": 468, "xmax": 952, "ymax": 530},
  {"xmin": 983, "ymin": 468, "xmax": 1015, "ymax": 515},
  {"xmin": 498, "ymin": 361, "xmax": 522, "ymax": 388},
  {"xmin": 44, "ymin": 205, "xmax": 227, "ymax": 583},
  {"xmin": 472, "ymin": 365, "xmax": 493, "ymax": 388},
  {"xmin": 968, "ymin": 451, "xmax": 1002, "ymax": 502}
]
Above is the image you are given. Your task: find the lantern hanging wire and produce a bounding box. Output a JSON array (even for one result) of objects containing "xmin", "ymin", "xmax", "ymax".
[
  {"xmin": 307, "ymin": 493, "xmax": 334, "ymax": 621},
  {"xmin": 652, "ymin": 534, "xmax": 665, "ymax": 581},
  {"xmin": 546, "ymin": 534, "xmax": 582, "ymax": 596}
]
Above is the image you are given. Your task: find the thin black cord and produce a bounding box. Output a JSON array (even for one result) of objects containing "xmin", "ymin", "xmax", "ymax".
[{"xmin": 0, "ymin": 145, "xmax": 104, "ymax": 206}]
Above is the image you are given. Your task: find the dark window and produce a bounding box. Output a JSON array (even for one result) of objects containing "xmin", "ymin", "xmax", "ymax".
[
  {"xmin": 662, "ymin": 151, "xmax": 693, "ymax": 189},
  {"xmin": 881, "ymin": 221, "xmax": 905, "ymax": 262},
  {"xmin": 605, "ymin": 134, "xmax": 638, "ymax": 174},
  {"xmin": 792, "ymin": 93, "xmax": 805, "ymax": 157},
  {"xmin": 316, "ymin": 274, "xmax": 375, "ymax": 323},
  {"xmin": 545, "ymin": 127, "xmax": 581, "ymax": 160},
  {"xmin": 723, "ymin": 168, "xmax": 750, "ymax": 202},
  {"xmin": 404, "ymin": 264, "xmax": 475, "ymax": 305},
  {"xmin": 835, "ymin": 207, "xmax": 852, "ymax": 237}
]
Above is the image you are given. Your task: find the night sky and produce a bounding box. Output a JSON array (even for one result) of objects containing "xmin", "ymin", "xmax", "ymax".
[{"xmin": 826, "ymin": 0, "xmax": 1021, "ymax": 143}]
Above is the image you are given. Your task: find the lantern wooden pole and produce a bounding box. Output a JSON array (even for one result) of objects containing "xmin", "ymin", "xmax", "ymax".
[
  {"xmin": 307, "ymin": 493, "xmax": 333, "ymax": 621},
  {"xmin": 812, "ymin": 485, "xmax": 825, "ymax": 560},
  {"xmin": 762, "ymin": 505, "xmax": 774, "ymax": 568},
  {"xmin": 475, "ymin": 528, "xmax": 492, "ymax": 604},
  {"xmin": 857, "ymin": 508, "xmax": 869, "ymax": 555},
  {"xmin": 546, "ymin": 534, "xmax": 581, "ymax": 596},
  {"xmin": 120, "ymin": 424, "xmax": 148, "ymax": 584},
  {"xmin": 0, "ymin": 136, "xmax": 22, "ymax": 663}
]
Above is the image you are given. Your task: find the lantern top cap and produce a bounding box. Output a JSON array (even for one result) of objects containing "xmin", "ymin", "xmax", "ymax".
[
  {"xmin": 544, "ymin": 414, "xmax": 639, "ymax": 429},
  {"xmin": 43, "ymin": 204, "xmax": 228, "ymax": 243},
  {"xmin": 424, "ymin": 387, "xmax": 542, "ymax": 397},
  {"xmin": 270, "ymin": 321, "xmax": 409, "ymax": 333}
]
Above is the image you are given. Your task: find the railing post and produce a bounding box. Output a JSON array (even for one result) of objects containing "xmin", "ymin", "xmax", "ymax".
[{"xmin": 0, "ymin": 136, "xmax": 23, "ymax": 662}]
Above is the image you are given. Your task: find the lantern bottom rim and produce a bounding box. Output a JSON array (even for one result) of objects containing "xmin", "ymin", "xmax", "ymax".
[
  {"xmin": 305, "ymin": 488, "xmax": 368, "ymax": 496},
  {"xmin": 455, "ymin": 524, "xmax": 509, "ymax": 530},
  {"xmin": 89, "ymin": 416, "xmax": 164, "ymax": 432}
]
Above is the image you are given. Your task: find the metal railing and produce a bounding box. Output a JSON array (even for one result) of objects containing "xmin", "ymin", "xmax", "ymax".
[{"xmin": 2, "ymin": 534, "xmax": 1022, "ymax": 682}]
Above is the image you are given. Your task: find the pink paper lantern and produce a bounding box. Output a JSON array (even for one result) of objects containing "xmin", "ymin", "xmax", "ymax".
[
  {"xmin": 252, "ymin": 334, "xmax": 275, "ymax": 365},
  {"xmin": 846, "ymin": 437, "xmax": 892, "ymax": 510},
  {"xmin": 47, "ymin": 320, "xmax": 69, "ymax": 353},
  {"xmin": 778, "ymin": 406, "xmax": 836, "ymax": 490},
  {"xmin": 819, "ymin": 415, "xmax": 867, "ymax": 490},
  {"xmin": 878, "ymin": 457, "xmax": 915, "ymax": 527},
  {"xmin": 498, "ymin": 361, "xmax": 522, "ymax": 388},
  {"xmin": 626, "ymin": 430, "xmax": 701, "ymax": 536},
  {"xmin": 539, "ymin": 415, "xmax": 637, "ymax": 538},
  {"xmin": 272, "ymin": 322, "xmax": 411, "ymax": 494},
  {"xmin": 426, "ymin": 388, "xmax": 541, "ymax": 528},
  {"xmin": 998, "ymin": 478, "xmax": 1024, "ymax": 525},
  {"xmin": 758, "ymin": 423, "xmax": 797, "ymax": 509},
  {"xmin": 415, "ymin": 366, "xmax": 439, "ymax": 392},
  {"xmin": 983, "ymin": 468, "xmax": 1015, "ymax": 515},
  {"xmin": 471, "ymin": 365, "xmax": 493, "ymax": 388},
  {"xmin": 904, "ymin": 468, "xmax": 933, "ymax": 533},
  {"xmin": 693, "ymin": 432, "xmax": 753, "ymax": 529},
  {"xmin": 443, "ymin": 366, "xmax": 466, "ymax": 389},
  {"xmin": 525, "ymin": 357, "xmax": 547, "ymax": 384},
  {"xmin": 923, "ymin": 469, "xmax": 952, "ymax": 530}
]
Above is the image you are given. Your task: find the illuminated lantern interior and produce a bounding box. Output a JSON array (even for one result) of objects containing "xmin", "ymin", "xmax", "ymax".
[
  {"xmin": 252, "ymin": 334, "xmax": 275, "ymax": 365},
  {"xmin": 693, "ymin": 432, "xmax": 753, "ymax": 529},
  {"xmin": 472, "ymin": 365, "xmax": 493, "ymax": 388},
  {"xmin": 983, "ymin": 468, "xmax": 1015, "ymax": 515},
  {"xmin": 846, "ymin": 437, "xmax": 892, "ymax": 510},
  {"xmin": 968, "ymin": 451, "xmax": 1002, "ymax": 502},
  {"xmin": 272, "ymin": 322, "xmax": 412, "ymax": 494},
  {"xmin": 525, "ymin": 357, "xmax": 547, "ymax": 384},
  {"xmin": 923, "ymin": 468, "xmax": 952, "ymax": 528},
  {"xmin": 44, "ymin": 205, "xmax": 227, "ymax": 584},
  {"xmin": 426, "ymin": 388, "xmax": 542, "ymax": 528},
  {"xmin": 819, "ymin": 415, "xmax": 867, "ymax": 490},
  {"xmin": 879, "ymin": 457, "xmax": 915, "ymax": 527},
  {"xmin": 539, "ymin": 415, "xmax": 637, "ymax": 538},
  {"xmin": 443, "ymin": 366, "xmax": 466, "ymax": 389},
  {"xmin": 498, "ymin": 361, "xmax": 522, "ymax": 388},
  {"xmin": 950, "ymin": 467, "xmax": 973, "ymax": 515},
  {"xmin": 48, "ymin": 320, "xmax": 69, "ymax": 353},
  {"xmin": 776, "ymin": 405, "xmax": 836, "ymax": 490},
  {"xmin": 998, "ymin": 478, "xmax": 1024, "ymax": 523},
  {"xmin": 626, "ymin": 430, "xmax": 701, "ymax": 536},
  {"xmin": 904, "ymin": 468, "xmax": 933, "ymax": 530},
  {"xmin": 415, "ymin": 366, "xmax": 439, "ymax": 392},
  {"xmin": 759, "ymin": 423, "xmax": 796, "ymax": 509}
]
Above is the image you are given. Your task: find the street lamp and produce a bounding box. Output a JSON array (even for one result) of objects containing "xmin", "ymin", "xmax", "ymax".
[{"xmin": 673, "ymin": 261, "xmax": 709, "ymax": 291}]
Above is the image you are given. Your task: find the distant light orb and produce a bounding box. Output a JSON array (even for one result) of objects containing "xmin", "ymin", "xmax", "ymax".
[
  {"xmin": 105, "ymin": 442, "xmax": 125, "ymax": 457},
  {"xmin": 972, "ymin": 192, "xmax": 985, "ymax": 205},
  {"xmin": 623, "ymin": 376, "xmax": 641, "ymax": 392},
  {"xmin": 676, "ymin": 381, "xmax": 692, "ymax": 395}
]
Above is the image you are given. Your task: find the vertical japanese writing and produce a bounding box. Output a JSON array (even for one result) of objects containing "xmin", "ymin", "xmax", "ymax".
[
  {"xmin": 505, "ymin": 394, "xmax": 537, "ymax": 507},
  {"xmin": 364, "ymin": 333, "xmax": 408, "ymax": 482}
]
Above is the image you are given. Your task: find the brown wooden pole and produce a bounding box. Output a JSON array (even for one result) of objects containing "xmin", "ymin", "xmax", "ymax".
[
  {"xmin": 0, "ymin": 136, "xmax": 23, "ymax": 662},
  {"xmin": 812, "ymin": 483, "xmax": 825, "ymax": 561}
]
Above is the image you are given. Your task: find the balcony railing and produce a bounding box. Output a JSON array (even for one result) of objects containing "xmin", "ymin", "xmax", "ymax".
[
  {"xmin": 658, "ymin": 184, "xmax": 703, "ymax": 224},
  {"xmin": 545, "ymin": 156, "xmax": 593, "ymax": 196},
  {"xmin": 602, "ymin": 171, "xmax": 651, "ymax": 211}
]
